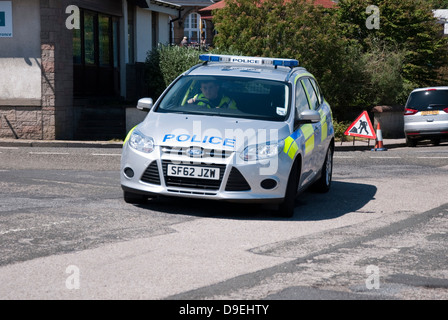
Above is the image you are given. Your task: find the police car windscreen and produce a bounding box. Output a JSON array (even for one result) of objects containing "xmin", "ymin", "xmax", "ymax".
[
  {"xmin": 156, "ymin": 76, "xmax": 290, "ymax": 121},
  {"xmin": 406, "ymin": 90, "xmax": 448, "ymax": 111}
]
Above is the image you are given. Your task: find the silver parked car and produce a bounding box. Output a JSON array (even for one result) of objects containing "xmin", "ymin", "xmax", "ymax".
[{"xmin": 404, "ymin": 87, "xmax": 448, "ymax": 147}]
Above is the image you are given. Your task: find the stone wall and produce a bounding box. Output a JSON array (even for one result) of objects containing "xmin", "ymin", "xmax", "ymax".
[
  {"xmin": 371, "ymin": 105, "xmax": 405, "ymax": 139},
  {"xmin": 0, "ymin": 106, "xmax": 43, "ymax": 139},
  {"xmin": 40, "ymin": 0, "xmax": 74, "ymax": 140}
]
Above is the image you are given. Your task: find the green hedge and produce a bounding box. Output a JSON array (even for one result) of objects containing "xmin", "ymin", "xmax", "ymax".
[{"xmin": 145, "ymin": 45, "xmax": 241, "ymax": 100}]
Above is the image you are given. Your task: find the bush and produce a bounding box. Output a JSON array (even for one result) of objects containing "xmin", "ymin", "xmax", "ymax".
[
  {"xmin": 333, "ymin": 120, "xmax": 351, "ymax": 142},
  {"xmin": 145, "ymin": 45, "xmax": 202, "ymax": 100},
  {"xmin": 145, "ymin": 45, "xmax": 242, "ymax": 100}
]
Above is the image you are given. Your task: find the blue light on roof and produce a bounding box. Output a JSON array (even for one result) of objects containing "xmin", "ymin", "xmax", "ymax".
[
  {"xmin": 199, "ymin": 54, "xmax": 299, "ymax": 67},
  {"xmin": 282, "ymin": 60, "xmax": 299, "ymax": 67}
]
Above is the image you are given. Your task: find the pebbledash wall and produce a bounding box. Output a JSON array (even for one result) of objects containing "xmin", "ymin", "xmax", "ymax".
[{"xmin": 0, "ymin": 0, "xmax": 73, "ymax": 140}]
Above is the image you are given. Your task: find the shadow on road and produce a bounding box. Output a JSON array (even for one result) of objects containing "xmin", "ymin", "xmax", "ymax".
[
  {"xmin": 135, "ymin": 180, "xmax": 377, "ymax": 221},
  {"xmin": 292, "ymin": 180, "xmax": 377, "ymax": 221}
]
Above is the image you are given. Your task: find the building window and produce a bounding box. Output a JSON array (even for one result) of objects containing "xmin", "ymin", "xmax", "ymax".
[
  {"xmin": 152, "ymin": 11, "xmax": 158, "ymax": 47},
  {"xmin": 184, "ymin": 13, "xmax": 205, "ymax": 44},
  {"xmin": 73, "ymin": 9, "xmax": 120, "ymax": 96},
  {"xmin": 99, "ymin": 14, "xmax": 111, "ymax": 67},
  {"xmin": 84, "ymin": 11, "xmax": 96, "ymax": 65},
  {"xmin": 127, "ymin": 5, "xmax": 135, "ymax": 64}
]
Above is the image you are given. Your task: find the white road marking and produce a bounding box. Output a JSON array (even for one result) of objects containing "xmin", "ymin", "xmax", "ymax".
[
  {"xmin": 91, "ymin": 153, "xmax": 121, "ymax": 156},
  {"xmin": 417, "ymin": 156, "xmax": 448, "ymax": 159},
  {"xmin": 369, "ymin": 156, "xmax": 401, "ymax": 159},
  {"xmin": 29, "ymin": 152, "xmax": 70, "ymax": 155}
]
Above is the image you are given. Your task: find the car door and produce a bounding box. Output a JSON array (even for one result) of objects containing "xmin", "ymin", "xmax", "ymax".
[
  {"xmin": 307, "ymin": 77, "xmax": 330, "ymax": 161},
  {"xmin": 301, "ymin": 77, "xmax": 324, "ymax": 176},
  {"xmin": 292, "ymin": 77, "xmax": 316, "ymax": 187}
]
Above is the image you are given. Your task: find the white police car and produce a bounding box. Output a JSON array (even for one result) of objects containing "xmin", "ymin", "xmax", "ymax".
[{"xmin": 121, "ymin": 54, "xmax": 334, "ymax": 217}]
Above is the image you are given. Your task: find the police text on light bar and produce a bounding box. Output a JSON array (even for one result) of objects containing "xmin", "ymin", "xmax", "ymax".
[{"xmin": 199, "ymin": 54, "xmax": 299, "ymax": 67}]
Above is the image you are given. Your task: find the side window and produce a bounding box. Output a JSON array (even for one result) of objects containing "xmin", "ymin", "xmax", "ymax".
[
  {"xmin": 309, "ymin": 78, "xmax": 323, "ymax": 105},
  {"xmin": 295, "ymin": 80, "xmax": 311, "ymax": 116},
  {"xmin": 302, "ymin": 78, "xmax": 319, "ymax": 110}
]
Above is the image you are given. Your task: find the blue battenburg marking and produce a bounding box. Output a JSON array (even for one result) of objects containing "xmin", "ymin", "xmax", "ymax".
[{"xmin": 290, "ymin": 129, "xmax": 302, "ymax": 140}]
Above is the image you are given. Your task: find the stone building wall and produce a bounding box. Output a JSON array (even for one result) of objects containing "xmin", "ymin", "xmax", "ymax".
[
  {"xmin": 40, "ymin": 0, "xmax": 74, "ymax": 140},
  {"xmin": 0, "ymin": 106, "xmax": 43, "ymax": 139}
]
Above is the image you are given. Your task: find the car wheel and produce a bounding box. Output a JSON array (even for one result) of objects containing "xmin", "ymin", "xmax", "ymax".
[
  {"xmin": 277, "ymin": 159, "xmax": 300, "ymax": 218},
  {"xmin": 312, "ymin": 146, "xmax": 333, "ymax": 193},
  {"xmin": 432, "ymin": 138, "xmax": 440, "ymax": 146},
  {"xmin": 124, "ymin": 191, "xmax": 148, "ymax": 204},
  {"xmin": 406, "ymin": 136, "xmax": 417, "ymax": 147}
]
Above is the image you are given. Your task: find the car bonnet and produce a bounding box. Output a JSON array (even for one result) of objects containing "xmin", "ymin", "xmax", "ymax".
[{"xmin": 138, "ymin": 112, "xmax": 290, "ymax": 152}]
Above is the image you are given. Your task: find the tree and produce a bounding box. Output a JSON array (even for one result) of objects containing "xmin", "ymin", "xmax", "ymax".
[
  {"xmin": 213, "ymin": 0, "xmax": 363, "ymax": 111},
  {"xmin": 337, "ymin": 0, "xmax": 448, "ymax": 87},
  {"xmin": 430, "ymin": 0, "xmax": 448, "ymax": 8},
  {"xmin": 212, "ymin": 0, "xmax": 448, "ymax": 113}
]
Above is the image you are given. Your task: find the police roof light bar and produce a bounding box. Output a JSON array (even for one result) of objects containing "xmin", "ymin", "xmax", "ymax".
[{"xmin": 199, "ymin": 54, "xmax": 299, "ymax": 68}]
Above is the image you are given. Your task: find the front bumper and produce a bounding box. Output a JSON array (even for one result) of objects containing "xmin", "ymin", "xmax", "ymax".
[{"xmin": 120, "ymin": 143, "xmax": 290, "ymax": 203}]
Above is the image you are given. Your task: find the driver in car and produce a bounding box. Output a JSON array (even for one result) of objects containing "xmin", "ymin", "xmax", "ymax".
[{"xmin": 187, "ymin": 80, "xmax": 237, "ymax": 109}]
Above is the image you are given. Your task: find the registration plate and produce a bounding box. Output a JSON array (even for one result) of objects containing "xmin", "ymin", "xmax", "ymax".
[
  {"xmin": 421, "ymin": 110, "xmax": 439, "ymax": 116},
  {"xmin": 167, "ymin": 164, "xmax": 220, "ymax": 180}
]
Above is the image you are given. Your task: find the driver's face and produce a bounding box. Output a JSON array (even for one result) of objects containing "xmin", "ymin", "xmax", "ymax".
[{"xmin": 200, "ymin": 82, "xmax": 219, "ymax": 99}]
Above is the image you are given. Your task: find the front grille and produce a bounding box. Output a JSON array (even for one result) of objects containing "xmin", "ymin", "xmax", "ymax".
[
  {"xmin": 140, "ymin": 161, "xmax": 161, "ymax": 185},
  {"xmin": 162, "ymin": 160, "xmax": 226, "ymax": 190},
  {"xmin": 161, "ymin": 146, "xmax": 232, "ymax": 159},
  {"xmin": 225, "ymin": 167, "xmax": 251, "ymax": 191}
]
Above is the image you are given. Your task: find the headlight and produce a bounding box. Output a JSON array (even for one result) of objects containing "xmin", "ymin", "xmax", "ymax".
[
  {"xmin": 129, "ymin": 129, "xmax": 155, "ymax": 153},
  {"xmin": 240, "ymin": 141, "xmax": 282, "ymax": 161}
]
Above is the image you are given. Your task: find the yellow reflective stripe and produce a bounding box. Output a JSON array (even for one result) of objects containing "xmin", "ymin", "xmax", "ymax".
[
  {"xmin": 283, "ymin": 136, "xmax": 294, "ymax": 154},
  {"xmin": 321, "ymin": 121, "xmax": 328, "ymax": 142},
  {"xmin": 305, "ymin": 135, "xmax": 314, "ymax": 154},
  {"xmin": 318, "ymin": 109, "xmax": 327, "ymax": 142},
  {"xmin": 301, "ymin": 124, "xmax": 313, "ymax": 139},
  {"xmin": 301, "ymin": 124, "xmax": 314, "ymax": 154},
  {"xmin": 318, "ymin": 109, "xmax": 325, "ymax": 121},
  {"xmin": 124, "ymin": 125, "xmax": 137, "ymax": 144},
  {"xmin": 288, "ymin": 141, "xmax": 299, "ymax": 159}
]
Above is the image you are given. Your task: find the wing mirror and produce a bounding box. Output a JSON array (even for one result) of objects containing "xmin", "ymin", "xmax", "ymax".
[
  {"xmin": 296, "ymin": 110, "xmax": 321, "ymax": 124},
  {"xmin": 137, "ymin": 98, "xmax": 153, "ymax": 111}
]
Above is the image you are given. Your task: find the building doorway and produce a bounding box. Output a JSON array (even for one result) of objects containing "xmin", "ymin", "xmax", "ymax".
[{"xmin": 73, "ymin": 9, "xmax": 120, "ymax": 97}]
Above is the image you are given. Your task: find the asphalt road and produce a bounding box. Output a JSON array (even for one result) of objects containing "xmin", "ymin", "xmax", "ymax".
[{"xmin": 0, "ymin": 142, "xmax": 447, "ymax": 301}]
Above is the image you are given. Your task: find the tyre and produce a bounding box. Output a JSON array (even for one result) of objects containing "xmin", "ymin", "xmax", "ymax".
[
  {"xmin": 406, "ymin": 136, "xmax": 417, "ymax": 147},
  {"xmin": 124, "ymin": 191, "xmax": 148, "ymax": 204},
  {"xmin": 311, "ymin": 146, "xmax": 333, "ymax": 193},
  {"xmin": 277, "ymin": 159, "xmax": 300, "ymax": 218},
  {"xmin": 432, "ymin": 138, "xmax": 440, "ymax": 146}
]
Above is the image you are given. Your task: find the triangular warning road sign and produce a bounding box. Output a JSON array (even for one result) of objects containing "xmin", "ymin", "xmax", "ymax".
[{"xmin": 344, "ymin": 111, "xmax": 376, "ymax": 139}]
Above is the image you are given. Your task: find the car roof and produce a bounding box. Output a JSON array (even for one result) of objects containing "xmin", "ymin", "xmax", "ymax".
[
  {"xmin": 411, "ymin": 86, "xmax": 448, "ymax": 92},
  {"xmin": 187, "ymin": 63, "xmax": 306, "ymax": 82},
  {"xmin": 185, "ymin": 55, "xmax": 312, "ymax": 82}
]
